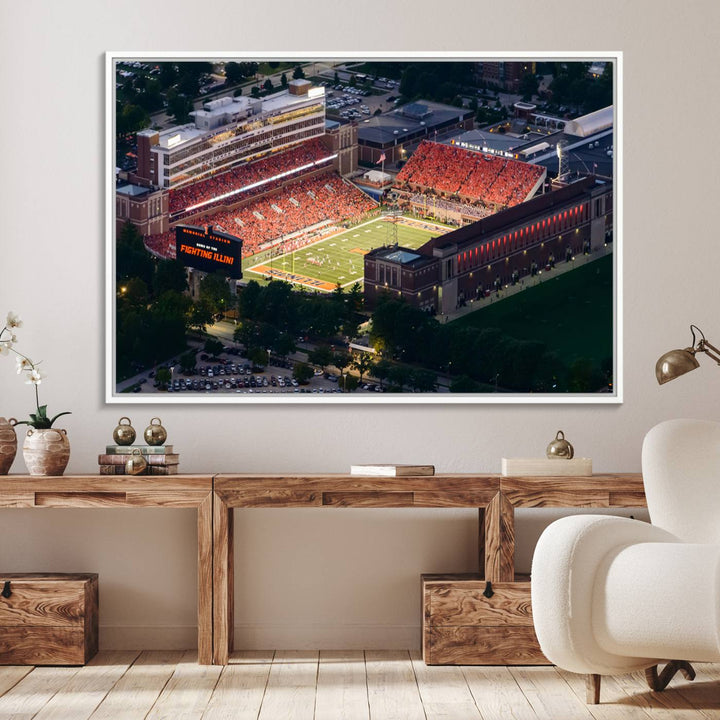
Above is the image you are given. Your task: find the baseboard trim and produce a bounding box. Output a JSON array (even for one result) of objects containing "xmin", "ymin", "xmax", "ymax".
[
  {"xmin": 99, "ymin": 624, "xmax": 421, "ymax": 650},
  {"xmin": 233, "ymin": 623, "xmax": 421, "ymax": 650}
]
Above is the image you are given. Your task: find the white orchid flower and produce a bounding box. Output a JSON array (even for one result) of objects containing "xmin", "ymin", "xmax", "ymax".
[
  {"xmin": 16, "ymin": 356, "xmax": 33, "ymax": 373},
  {"xmin": 25, "ymin": 368, "xmax": 46, "ymax": 385},
  {"xmin": 6, "ymin": 312, "xmax": 22, "ymax": 329},
  {"xmin": 0, "ymin": 341, "xmax": 10, "ymax": 356}
]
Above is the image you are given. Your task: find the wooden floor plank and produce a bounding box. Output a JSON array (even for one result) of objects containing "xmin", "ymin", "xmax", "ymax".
[
  {"xmin": 0, "ymin": 667, "xmax": 33, "ymax": 699},
  {"xmin": 510, "ymin": 666, "xmax": 595, "ymax": 720},
  {"xmin": 600, "ymin": 670, "xmax": 701, "ymax": 719},
  {"xmin": 462, "ymin": 665, "xmax": 538, "ymax": 720},
  {"xmin": 0, "ymin": 652, "xmax": 716, "ymax": 720},
  {"xmin": 33, "ymin": 651, "xmax": 140, "ymax": 720},
  {"xmin": 145, "ymin": 649, "xmax": 222, "ymax": 720},
  {"xmin": 365, "ymin": 650, "xmax": 425, "ymax": 720},
  {"xmin": 88, "ymin": 650, "xmax": 184, "ymax": 720},
  {"xmin": 202, "ymin": 651, "xmax": 273, "ymax": 720},
  {"xmin": 555, "ymin": 668, "xmax": 653, "ymax": 719},
  {"xmin": 0, "ymin": 665, "xmax": 80, "ymax": 719},
  {"xmin": 409, "ymin": 649, "xmax": 483, "ymax": 719},
  {"xmin": 670, "ymin": 664, "xmax": 720, "ymax": 720},
  {"xmin": 314, "ymin": 650, "xmax": 369, "ymax": 720},
  {"xmin": 257, "ymin": 651, "xmax": 318, "ymax": 720}
]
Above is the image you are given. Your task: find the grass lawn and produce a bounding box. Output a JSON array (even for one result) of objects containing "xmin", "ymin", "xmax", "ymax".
[
  {"xmin": 242, "ymin": 218, "xmax": 442, "ymax": 291},
  {"xmin": 454, "ymin": 253, "xmax": 614, "ymax": 364}
]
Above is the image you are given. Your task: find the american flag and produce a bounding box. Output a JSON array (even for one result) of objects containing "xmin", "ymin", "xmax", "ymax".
[{"xmin": 377, "ymin": 153, "xmax": 386, "ymax": 164}]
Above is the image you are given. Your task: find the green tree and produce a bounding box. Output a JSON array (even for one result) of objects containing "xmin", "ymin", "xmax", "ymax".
[
  {"xmin": 117, "ymin": 221, "xmax": 154, "ymax": 287},
  {"xmin": 450, "ymin": 375, "xmax": 482, "ymax": 393},
  {"xmin": 263, "ymin": 78, "xmax": 274, "ymax": 93},
  {"xmin": 166, "ymin": 91, "xmax": 192, "ymax": 123},
  {"xmin": 179, "ymin": 350, "xmax": 197, "ymax": 373},
  {"xmin": 224, "ymin": 62, "xmax": 245, "ymax": 85},
  {"xmin": 154, "ymin": 259, "xmax": 188, "ymax": 295},
  {"xmin": 409, "ymin": 368, "xmax": 437, "ymax": 393},
  {"xmin": 308, "ymin": 345, "xmax": 334, "ymax": 372},
  {"xmin": 189, "ymin": 298, "xmax": 214, "ymax": 332},
  {"xmin": 155, "ymin": 367, "xmax": 171, "ymax": 389},
  {"xmin": 352, "ymin": 353, "xmax": 375, "ymax": 386},
  {"xmin": 251, "ymin": 86, "xmax": 260, "ymax": 99},
  {"xmin": 519, "ymin": 72, "xmax": 539, "ymax": 101},
  {"xmin": 372, "ymin": 358, "xmax": 392, "ymax": 389},
  {"xmin": 122, "ymin": 277, "xmax": 150, "ymax": 308},
  {"xmin": 199, "ymin": 273, "xmax": 233, "ymax": 316},
  {"xmin": 293, "ymin": 362, "xmax": 314, "ymax": 385},
  {"xmin": 339, "ymin": 374, "xmax": 359, "ymax": 392},
  {"xmin": 280, "ymin": 72, "xmax": 288, "ymax": 88},
  {"xmin": 116, "ymin": 103, "xmax": 150, "ymax": 135},
  {"xmin": 333, "ymin": 352, "xmax": 352, "ymax": 375},
  {"xmin": 247, "ymin": 346, "xmax": 268, "ymax": 369},
  {"xmin": 204, "ymin": 338, "xmax": 223, "ymax": 358},
  {"xmin": 388, "ymin": 364, "xmax": 411, "ymax": 392},
  {"xmin": 293, "ymin": 66, "xmax": 305, "ymax": 79}
]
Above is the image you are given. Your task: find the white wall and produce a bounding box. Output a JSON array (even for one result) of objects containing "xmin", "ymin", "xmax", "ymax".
[{"xmin": 2, "ymin": 0, "xmax": 719, "ymax": 650}]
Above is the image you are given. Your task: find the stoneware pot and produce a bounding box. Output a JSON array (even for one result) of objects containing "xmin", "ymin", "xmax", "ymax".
[
  {"xmin": 0, "ymin": 417, "xmax": 18, "ymax": 475},
  {"xmin": 22, "ymin": 428, "xmax": 70, "ymax": 476}
]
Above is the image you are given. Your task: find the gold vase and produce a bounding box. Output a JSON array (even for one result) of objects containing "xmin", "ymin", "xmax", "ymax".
[
  {"xmin": 0, "ymin": 417, "xmax": 17, "ymax": 475},
  {"xmin": 22, "ymin": 428, "xmax": 70, "ymax": 476}
]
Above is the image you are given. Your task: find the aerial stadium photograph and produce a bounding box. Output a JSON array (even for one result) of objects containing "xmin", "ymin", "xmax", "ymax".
[{"xmin": 107, "ymin": 53, "xmax": 620, "ymax": 403}]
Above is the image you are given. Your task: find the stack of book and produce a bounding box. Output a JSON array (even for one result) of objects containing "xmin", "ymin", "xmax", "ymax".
[{"xmin": 98, "ymin": 445, "xmax": 180, "ymax": 475}]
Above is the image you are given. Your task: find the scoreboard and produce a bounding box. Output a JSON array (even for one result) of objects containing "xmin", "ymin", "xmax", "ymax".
[{"xmin": 175, "ymin": 225, "xmax": 243, "ymax": 280}]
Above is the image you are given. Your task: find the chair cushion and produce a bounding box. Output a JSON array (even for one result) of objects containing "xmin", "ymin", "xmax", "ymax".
[
  {"xmin": 593, "ymin": 541, "xmax": 720, "ymax": 661},
  {"xmin": 532, "ymin": 515, "xmax": 679, "ymax": 674}
]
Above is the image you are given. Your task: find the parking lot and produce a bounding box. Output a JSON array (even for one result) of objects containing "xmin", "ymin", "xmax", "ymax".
[
  {"xmin": 128, "ymin": 349, "xmax": 386, "ymax": 396},
  {"xmin": 322, "ymin": 77, "xmax": 401, "ymax": 122}
]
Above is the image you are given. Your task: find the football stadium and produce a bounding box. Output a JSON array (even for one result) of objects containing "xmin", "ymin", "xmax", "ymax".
[{"xmin": 117, "ymin": 66, "xmax": 612, "ymax": 310}]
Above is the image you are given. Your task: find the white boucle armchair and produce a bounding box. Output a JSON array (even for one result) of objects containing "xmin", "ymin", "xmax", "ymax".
[{"xmin": 531, "ymin": 418, "xmax": 720, "ymax": 704}]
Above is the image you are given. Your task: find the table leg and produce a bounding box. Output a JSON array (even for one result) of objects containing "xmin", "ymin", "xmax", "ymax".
[
  {"xmin": 483, "ymin": 492, "xmax": 515, "ymax": 582},
  {"xmin": 197, "ymin": 493, "xmax": 213, "ymax": 665},
  {"xmin": 213, "ymin": 492, "xmax": 234, "ymax": 665}
]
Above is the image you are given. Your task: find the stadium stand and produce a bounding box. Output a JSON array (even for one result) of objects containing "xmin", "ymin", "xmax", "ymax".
[
  {"xmin": 168, "ymin": 138, "xmax": 332, "ymax": 217},
  {"xmin": 394, "ymin": 140, "xmax": 544, "ymax": 209},
  {"xmin": 146, "ymin": 171, "xmax": 377, "ymax": 260}
]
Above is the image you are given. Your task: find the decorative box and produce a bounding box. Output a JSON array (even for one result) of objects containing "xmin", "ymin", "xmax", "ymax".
[
  {"xmin": 0, "ymin": 573, "xmax": 98, "ymax": 665},
  {"xmin": 422, "ymin": 573, "xmax": 548, "ymax": 665}
]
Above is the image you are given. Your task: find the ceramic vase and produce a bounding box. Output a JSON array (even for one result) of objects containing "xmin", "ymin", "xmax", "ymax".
[
  {"xmin": 22, "ymin": 428, "xmax": 70, "ymax": 476},
  {"xmin": 0, "ymin": 417, "xmax": 18, "ymax": 475}
]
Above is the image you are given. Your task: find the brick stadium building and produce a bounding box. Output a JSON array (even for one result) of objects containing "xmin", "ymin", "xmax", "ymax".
[
  {"xmin": 364, "ymin": 176, "xmax": 612, "ymax": 314},
  {"xmin": 117, "ymin": 80, "xmax": 360, "ymax": 240}
]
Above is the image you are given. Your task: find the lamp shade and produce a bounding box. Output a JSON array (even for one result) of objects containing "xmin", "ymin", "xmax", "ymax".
[{"xmin": 655, "ymin": 348, "xmax": 700, "ymax": 385}]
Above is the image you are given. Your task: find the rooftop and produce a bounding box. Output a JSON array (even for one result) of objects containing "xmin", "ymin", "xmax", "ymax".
[
  {"xmin": 116, "ymin": 184, "xmax": 151, "ymax": 198},
  {"xmin": 358, "ymin": 100, "xmax": 473, "ymax": 147}
]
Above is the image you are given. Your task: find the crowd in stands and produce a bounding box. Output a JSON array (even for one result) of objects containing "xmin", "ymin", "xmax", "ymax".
[
  {"xmin": 407, "ymin": 193, "xmax": 494, "ymax": 220},
  {"xmin": 145, "ymin": 172, "xmax": 377, "ymax": 260},
  {"xmin": 168, "ymin": 138, "xmax": 332, "ymax": 217},
  {"xmin": 394, "ymin": 140, "xmax": 544, "ymax": 209}
]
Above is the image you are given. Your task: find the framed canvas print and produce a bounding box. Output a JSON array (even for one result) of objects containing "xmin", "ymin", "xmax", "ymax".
[{"xmin": 106, "ymin": 52, "xmax": 621, "ymax": 404}]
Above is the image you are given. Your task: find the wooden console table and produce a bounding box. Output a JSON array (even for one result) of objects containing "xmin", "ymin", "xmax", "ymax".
[
  {"xmin": 1, "ymin": 473, "xmax": 647, "ymax": 666},
  {"xmin": 212, "ymin": 473, "xmax": 645, "ymax": 665},
  {"xmin": 0, "ymin": 475, "xmax": 214, "ymax": 665}
]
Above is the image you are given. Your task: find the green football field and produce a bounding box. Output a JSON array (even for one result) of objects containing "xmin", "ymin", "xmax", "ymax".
[{"xmin": 241, "ymin": 217, "xmax": 442, "ymax": 291}]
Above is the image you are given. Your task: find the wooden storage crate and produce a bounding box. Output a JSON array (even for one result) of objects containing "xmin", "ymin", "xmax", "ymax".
[
  {"xmin": 422, "ymin": 573, "xmax": 548, "ymax": 665},
  {"xmin": 0, "ymin": 573, "xmax": 98, "ymax": 665}
]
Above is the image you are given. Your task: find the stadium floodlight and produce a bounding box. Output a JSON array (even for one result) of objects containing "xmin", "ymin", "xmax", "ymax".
[{"xmin": 655, "ymin": 325, "xmax": 720, "ymax": 384}]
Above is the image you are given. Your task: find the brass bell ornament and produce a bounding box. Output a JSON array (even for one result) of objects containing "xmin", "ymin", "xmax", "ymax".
[
  {"xmin": 112, "ymin": 417, "xmax": 136, "ymax": 446},
  {"xmin": 546, "ymin": 430, "xmax": 574, "ymax": 459},
  {"xmin": 144, "ymin": 417, "xmax": 167, "ymax": 446},
  {"xmin": 125, "ymin": 449, "xmax": 147, "ymax": 475}
]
